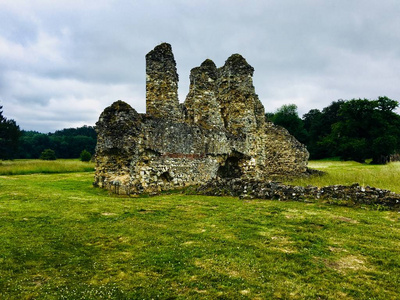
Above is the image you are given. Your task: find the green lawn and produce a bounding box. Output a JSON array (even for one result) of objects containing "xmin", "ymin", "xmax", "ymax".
[
  {"xmin": 0, "ymin": 159, "xmax": 94, "ymax": 175},
  {"xmin": 287, "ymin": 160, "xmax": 400, "ymax": 193},
  {"xmin": 0, "ymin": 161, "xmax": 399, "ymax": 299}
]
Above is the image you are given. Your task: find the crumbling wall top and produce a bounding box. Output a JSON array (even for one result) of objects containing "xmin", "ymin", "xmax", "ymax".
[
  {"xmin": 146, "ymin": 43, "xmax": 181, "ymax": 121},
  {"xmin": 145, "ymin": 43, "xmax": 178, "ymax": 81},
  {"xmin": 218, "ymin": 54, "xmax": 254, "ymax": 77},
  {"xmin": 190, "ymin": 59, "xmax": 218, "ymax": 81},
  {"xmin": 184, "ymin": 58, "xmax": 225, "ymax": 129},
  {"xmin": 216, "ymin": 54, "xmax": 265, "ymax": 135}
]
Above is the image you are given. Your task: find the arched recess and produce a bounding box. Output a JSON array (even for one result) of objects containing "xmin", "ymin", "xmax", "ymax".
[{"xmin": 217, "ymin": 151, "xmax": 247, "ymax": 179}]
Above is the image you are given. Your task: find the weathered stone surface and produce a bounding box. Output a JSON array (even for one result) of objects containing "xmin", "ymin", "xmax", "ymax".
[
  {"xmin": 146, "ymin": 43, "xmax": 182, "ymax": 121},
  {"xmin": 184, "ymin": 59, "xmax": 224, "ymax": 129},
  {"xmin": 94, "ymin": 43, "xmax": 310, "ymax": 195},
  {"xmin": 216, "ymin": 54, "xmax": 265, "ymax": 136},
  {"xmin": 260, "ymin": 122, "xmax": 309, "ymax": 177},
  {"xmin": 94, "ymin": 100, "xmax": 142, "ymax": 193}
]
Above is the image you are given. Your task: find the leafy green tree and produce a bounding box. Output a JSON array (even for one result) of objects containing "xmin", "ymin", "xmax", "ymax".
[
  {"xmin": 17, "ymin": 126, "xmax": 97, "ymax": 159},
  {"xmin": 302, "ymin": 109, "xmax": 324, "ymax": 159},
  {"xmin": 303, "ymin": 100, "xmax": 346, "ymax": 159},
  {"xmin": 50, "ymin": 126, "xmax": 96, "ymax": 158},
  {"xmin": 265, "ymin": 112, "xmax": 275, "ymax": 122},
  {"xmin": 323, "ymin": 97, "xmax": 400, "ymax": 164},
  {"xmin": 0, "ymin": 106, "xmax": 21, "ymax": 159},
  {"xmin": 40, "ymin": 149, "xmax": 57, "ymax": 160},
  {"xmin": 17, "ymin": 131, "xmax": 48, "ymax": 159},
  {"xmin": 80, "ymin": 149, "xmax": 92, "ymax": 162},
  {"xmin": 267, "ymin": 104, "xmax": 308, "ymax": 144}
]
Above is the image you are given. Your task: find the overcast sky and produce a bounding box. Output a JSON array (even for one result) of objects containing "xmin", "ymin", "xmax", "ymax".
[{"xmin": 1, "ymin": 0, "xmax": 399, "ymax": 132}]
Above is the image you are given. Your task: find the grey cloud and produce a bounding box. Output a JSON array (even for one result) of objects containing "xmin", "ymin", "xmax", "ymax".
[{"xmin": 1, "ymin": 0, "xmax": 400, "ymax": 131}]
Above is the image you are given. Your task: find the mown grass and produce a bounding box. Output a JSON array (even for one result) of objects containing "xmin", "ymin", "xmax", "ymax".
[
  {"xmin": 0, "ymin": 165, "xmax": 399, "ymax": 299},
  {"xmin": 0, "ymin": 159, "xmax": 95, "ymax": 175},
  {"xmin": 287, "ymin": 160, "xmax": 400, "ymax": 193}
]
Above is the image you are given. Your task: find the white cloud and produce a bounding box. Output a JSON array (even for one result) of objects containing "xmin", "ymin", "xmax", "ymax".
[
  {"xmin": 0, "ymin": 31, "xmax": 67, "ymax": 68},
  {"xmin": 1, "ymin": 0, "xmax": 400, "ymax": 131},
  {"xmin": 3, "ymin": 72, "xmax": 145, "ymax": 132}
]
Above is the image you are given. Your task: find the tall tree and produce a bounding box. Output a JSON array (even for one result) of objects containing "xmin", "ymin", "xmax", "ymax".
[
  {"xmin": 267, "ymin": 104, "xmax": 308, "ymax": 144},
  {"xmin": 323, "ymin": 97, "xmax": 400, "ymax": 164},
  {"xmin": 302, "ymin": 109, "xmax": 324, "ymax": 159},
  {"xmin": 303, "ymin": 100, "xmax": 348, "ymax": 159},
  {"xmin": 0, "ymin": 106, "xmax": 21, "ymax": 159}
]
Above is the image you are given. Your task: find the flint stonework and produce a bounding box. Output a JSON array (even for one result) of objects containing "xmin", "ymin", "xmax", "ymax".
[{"xmin": 94, "ymin": 43, "xmax": 309, "ymax": 195}]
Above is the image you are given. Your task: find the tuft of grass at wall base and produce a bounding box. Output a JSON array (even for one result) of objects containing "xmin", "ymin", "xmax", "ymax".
[
  {"xmin": 0, "ymin": 169, "xmax": 399, "ymax": 299},
  {"xmin": 0, "ymin": 159, "xmax": 94, "ymax": 175}
]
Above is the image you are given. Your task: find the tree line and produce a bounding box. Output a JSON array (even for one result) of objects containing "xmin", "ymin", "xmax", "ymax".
[
  {"xmin": 2, "ymin": 96, "xmax": 400, "ymax": 164},
  {"xmin": 17, "ymin": 126, "xmax": 97, "ymax": 159},
  {"xmin": 0, "ymin": 106, "xmax": 96, "ymax": 160},
  {"xmin": 266, "ymin": 96, "xmax": 400, "ymax": 164},
  {"xmin": 0, "ymin": 106, "xmax": 21, "ymax": 159}
]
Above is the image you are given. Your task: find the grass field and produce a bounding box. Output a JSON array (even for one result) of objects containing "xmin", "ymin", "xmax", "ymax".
[
  {"xmin": 0, "ymin": 159, "xmax": 95, "ymax": 175},
  {"xmin": 0, "ymin": 160, "xmax": 399, "ymax": 299},
  {"xmin": 288, "ymin": 160, "xmax": 400, "ymax": 193}
]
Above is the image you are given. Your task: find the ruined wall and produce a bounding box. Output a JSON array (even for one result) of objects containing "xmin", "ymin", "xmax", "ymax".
[
  {"xmin": 146, "ymin": 43, "xmax": 181, "ymax": 121},
  {"xmin": 184, "ymin": 59, "xmax": 224, "ymax": 129},
  {"xmin": 216, "ymin": 54, "xmax": 266, "ymax": 136},
  {"xmin": 198, "ymin": 179, "xmax": 400, "ymax": 210},
  {"xmin": 94, "ymin": 43, "xmax": 309, "ymax": 195},
  {"xmin": 95, "ymin": 103, "xmax": 229, "ymax": 194}
]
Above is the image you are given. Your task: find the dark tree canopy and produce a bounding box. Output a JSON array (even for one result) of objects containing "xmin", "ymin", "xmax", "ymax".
[
  {"xmin": 267, "ymin": 97, "xmax": 400, "ymax": 164},
  {"xmin": 0, "ymin": 106, "xmax": 95, "ymax": 160},
  {"xmin": 326, "ymin": 97, "xmax": 400, "ymax": 164},
  {"xmin": 266, "ymin": 104, "xmax": 308, "ymax": 144},
  {"xmin": 303, "ymin": 100, "xmax": 346, "ymax": 159},
  {"xmin": 17, "ymin": 126, "xmax": 97, "ymax": 159},
  {"xmin": 0, "ymin": 106, "xmax": 21, "ymax": 160}
]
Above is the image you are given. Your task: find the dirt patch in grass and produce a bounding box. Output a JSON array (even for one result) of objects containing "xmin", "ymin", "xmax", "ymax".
[
  {"xmin": 270, "ymin": 236, "xmax": 297, "ymax": 253},
  {"xmin": 334, "ymin": 216, "xmax": 359, "ymax": 223},
  {"xmin": 181, "ymin": 241, "xmax": 197, "ymax": 246},
  {"xmin": 325, "ymin": 255, "xmax": 370, "ymax": 273},
  {"xmin": 328, "ymin": 246, "xmax": 348, "ymax": 253},
  {"xmin": 101, "ymin": 212, "xmax": 117, "ymax": 216}
]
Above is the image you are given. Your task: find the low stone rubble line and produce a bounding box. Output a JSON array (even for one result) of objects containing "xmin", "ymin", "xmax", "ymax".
[{"xmin": 197, "ymin": 178, "xmax": 400, "ymax": 209}]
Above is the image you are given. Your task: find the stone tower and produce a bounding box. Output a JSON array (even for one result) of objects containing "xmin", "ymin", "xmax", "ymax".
[
  {"xmin": 145, "ymin": 43, "xmax": 182, "ymax": 121},
  {"xmin": 184, "ymin": 59, "xmax": 224, "ymax": 129},
  {"xmin": 217, "ymin": 54, "xmax": 265, "ymax": 135}
]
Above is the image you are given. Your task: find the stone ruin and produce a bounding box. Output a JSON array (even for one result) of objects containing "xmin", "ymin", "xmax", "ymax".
[
  {"xmin": 198, "ymin": 179, "xmax": 400, "ymax": 210},
  {"xmin": 94, "ymin": 43, "xmax": 309, "ymax": 195}
]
